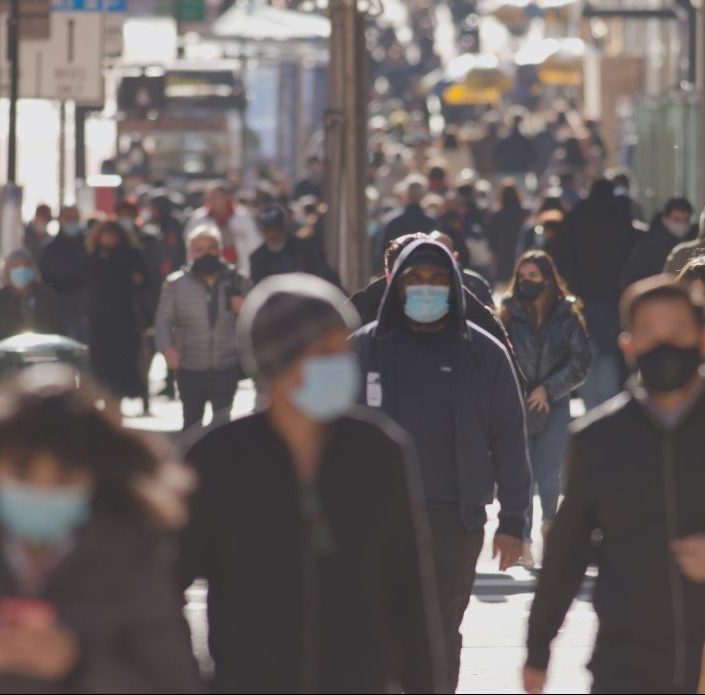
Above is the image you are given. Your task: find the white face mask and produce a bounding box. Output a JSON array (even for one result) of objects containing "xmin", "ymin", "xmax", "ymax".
[{"xmin": 665, "ymin": 220, "xmax": 690, "ymax": 240}]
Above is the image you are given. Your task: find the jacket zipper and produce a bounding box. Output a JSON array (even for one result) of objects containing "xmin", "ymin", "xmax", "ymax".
[{"xmin": 662, "ymin": 434, "xmax": 686, "ymax": 687}]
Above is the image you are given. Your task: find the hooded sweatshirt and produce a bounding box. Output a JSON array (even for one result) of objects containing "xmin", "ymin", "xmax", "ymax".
[{"xmin": 353, "ymin": 240, "xmax": 531, "ymax": 538}]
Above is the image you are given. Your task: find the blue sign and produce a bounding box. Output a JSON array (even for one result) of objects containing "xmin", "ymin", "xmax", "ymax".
[{"xmin": 52, "ymin": 0, "xmax": 127, "ymax": 10}]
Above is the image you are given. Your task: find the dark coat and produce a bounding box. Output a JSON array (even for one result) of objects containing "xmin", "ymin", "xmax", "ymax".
[
  {"xmin": 87, "ymin": 247, "xmax": 145, "ymax": 398},
  {"xmin": 0, "ymin": 516, "xmax": 202, "ymax": 694},
  {"xmin": 493, "ymin": 130, "xmax": 536, "ymax": 173},
  {"xmin": 620, "ymin": 222, "xmax": 688, "ymax": 291},
  {"xmin": 353, "ymin": 240, "xmax": 531, "ymax": 537},
  {"xmin": 381, "ymin": 204, "xmax": 437, "ymax": 252},
  {"xmin": 527, "ymin": 381, "xmax": 705, "ymax": 691},
  {"xmin": 250, "ymin": 236, "xmax": 335, "ymax": 286},
  {"xmin": 502, "ymin": 296, "xmax": 591, "ymax": 400},
  {"xmin": 561, "ymin": 194, "xmax": 638, "ymax": 303},
  {"xmin": 0, "ymin": 284, "xmax": 64, "ymax": 340},
  {"xmin": 180, "ymin": 410, "xmax": 444, "ymax": 694},
  {"xmin": 488, "ymin": 205, "xmax": 530, "ymax": 283},
  {"xmin": 40, "ymin": 233, "xmax": 88, "ymax": 295}
]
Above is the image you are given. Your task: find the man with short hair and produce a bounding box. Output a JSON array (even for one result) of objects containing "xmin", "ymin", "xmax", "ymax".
[
  {"xmin": 155, "ymin": 227, "xmax": 250, "ymax": 440},
  {"xmin": 525, "ymin": 276, "xmax": 705, "ymax": 694},
  {"xmin": 665, "ymin": 207, "xmax": 705, "ymax": 276},
  {"xmin": 381, "ymin": 175, "xmax": 437, "ymax": 253},
  {"xmin": 185, "ymin": 183, "xmax": 261, "ymax": 278},
  {"xmin": 354, "ymin": 239, "xmax": 530, "ymax": 690}
]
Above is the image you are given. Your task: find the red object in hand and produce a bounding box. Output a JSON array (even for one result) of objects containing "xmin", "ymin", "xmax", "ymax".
[{"xmin": 0, "ymin": 598, "xmax": 56, "ymax": 630}]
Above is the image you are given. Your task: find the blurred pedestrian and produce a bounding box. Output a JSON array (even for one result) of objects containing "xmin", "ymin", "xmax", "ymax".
[
  {"xmin": 621, "ymin": 197, "xmax": 695, "ymax": 290},
  {"xmin": 250, "ymin": 205, "xmax": 335, "ymax": 286},
  {"xmin": 0, "ymin": 366, "xmax": 201, "ymax": 693},
  {"xmin": 525, "ymin": 277, "xmax": 705, "ymax": 695},
  {"xmin": 380, "ymin": 175, "xmax": 436, "ymax": 253},
  {"xmin": 23, "ymin": 204, "xmax": 52, "ymax": 266},
  {"xmin": 353, "ymin": 239, "xmax": 530, "ymax": 690},
  {"xmin": 665, "ymin": 207, "xmax": 705, "ymax": 276},
  {"xmin": 40, "ymin": 206, "xmax": 88, "ymax": 344},
  {"xmin": 86, "ymin": 221, "xmax": 146, "ymax": 401},
  {"xmin": 500, "ymin": 251, "xmax": 590, "ymax": 566},
  {"xmin": 0, "ymin": 249, "xmax": 62, "ymax": 340},
  {"xmin": 180, "ymin": 274, "xmax": 443, "ymax": 693},
  {"xmin": 487, "ymin": 180, "xmax": 530, "ymax": 284},
  {"xmin": 294, "ymin": 154, "xmax": 325, "ymax": 200},
  {"xmin": 678, "ymin": 256, "xmax": 705, "ymax": 293},
  {"xmin": 155, "ymin": 227, "xmax": 249, "ymax": 440},
  {"xmin": 493, "ymin": 114, "xmax": 537, "ymax": 182},
  {"xmin": 561, "ymin": 179, "xmax": 639, "ymax": 409},
  {"xmin": 184, "ymin": 183, "xmax": 261, "ymax": 278}
]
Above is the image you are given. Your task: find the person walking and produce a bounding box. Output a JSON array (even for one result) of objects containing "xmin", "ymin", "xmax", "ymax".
[
  {"xmin": 0, "ymin": 250, "xmax": 63, "ymax": 340},
  {"xmin": 184, "ymin": 183, "xmax": 261, "ymax": 278},
  {"xmin": 620, "ymin": 197, "xmax": 695, "ymax": 290},
  {"xmin": 86, "ymin": 221, "xmax": 147, "ymax": 402},
  {"xmin": 23, "ymin": 204, "xmax": 52, "ymax": 266},
  {"xmin": 487, "ymin": 180, "xmax": 530, "ymax": 284},
  {"xmin": 380, "ymin": 175, "xmax": 437, "ymax": 253},
  {"xmin": 155, "ymin": 227, "xmax": 250, "ymax": 442},
  {"xmin": 40, "ymin": 206, "xmax": 88, "ymax": 343},
  {"xmin": 0, "ymin": 366, "xmax": 201, "ymax": 693},
  {"xmin": 250, "ymin": 206, "xmax": 336, "ymax": 286},
  {"xmin": 353, "ymin": 238, "xmax": 531, "ymax": 690},
  {"xmin": 524, "ymin": 276, "xmax": 705, "ymax": 695},
  {"xmin": 500, "ymin": 251, "xmax": 590, "ymax": 566},
  {"xmin": 179, "ymin": 274, "xmax": 443, "ymax": 693},
  {"xmin": 561, "ymin": 178, "xmax": 639, "ymax": 409}
]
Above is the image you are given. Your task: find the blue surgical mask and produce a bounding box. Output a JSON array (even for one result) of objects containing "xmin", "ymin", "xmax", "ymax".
[
  {"xmin": 404, "ymin": 285, "xmax": 450, "ymax": 324},
  {"xmin": 0, "ymin": 479, "xmax": 91, "ymax": 545},
  {"xmin": 63, "ymin": 221, "xmax": 82, "ymax": 238},
  {"xmin": 9, "ymin": 266, "xmax": 34, "ymax": 289},
  {"xmin": 291, "ymin": 353, "xmax": 360, "ymax": 422}
]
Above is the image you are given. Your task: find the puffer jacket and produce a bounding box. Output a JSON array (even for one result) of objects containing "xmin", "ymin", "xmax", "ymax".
[
  {"xmin": 502, "ymin": 296, "xmax": 591, "ymax": 401},
  {"xmin": 155, "ymin": 265, "xmax": 250, "ymax": 371}
]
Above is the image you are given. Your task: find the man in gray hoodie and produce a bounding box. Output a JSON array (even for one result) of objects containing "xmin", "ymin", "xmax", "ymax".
[{"xmin": 155, "ymin": 226, "xmax": 250, "ymax": 439}]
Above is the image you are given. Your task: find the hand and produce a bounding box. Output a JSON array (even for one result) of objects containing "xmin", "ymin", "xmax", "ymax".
[
  {"xmin": 163, "ymin": 347, "xmax": 180, "ymax": 371},
  {"xmin": 0, "ymin": 623, "xmax": 79, "ymax": 680},
  {"xmin": 523, "ymin": 665, "xmax": 547, "ymax": 694},
  {"xmin": 229, "ymin": 295, "xmax": 245, "ymax": 315},
  {"xmin": 672, "ymin": 534, "xmax": 705, "ymax": 582},
  {"xmin": 527, "ymin": 386, "xmax": 550, "ymax": 413},
  {"xmin": 493, "ymin": 533, "xmax": 523, "ymax": 571}
]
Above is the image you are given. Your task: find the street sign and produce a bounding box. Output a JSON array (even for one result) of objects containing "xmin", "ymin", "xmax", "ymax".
[
  {"xmin": 156, "ymin": 0, "xmax": 206, "ymax": 23},
  {"xmin": 0, "ymin": 1, "xmax": 50, "ymax": 40},
  {"xmin": 51, "ymin": 0, "xmax": 126, "ymax": 10}
]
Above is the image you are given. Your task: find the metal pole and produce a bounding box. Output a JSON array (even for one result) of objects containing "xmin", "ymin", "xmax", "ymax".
[
  {"xmin": 75, "ymin": 104, "xmax": 88, "ymax": 183},
  {"xmin": 59, "ymin": 101, "xmax": 66, "ymax": 207},
  {"xmin": 7, "ymin": 0, "xmax": 19, "ymax": 184},
  {"xmin": 700, "ymin": 4, "xmax": 705, "ymax": 207}
]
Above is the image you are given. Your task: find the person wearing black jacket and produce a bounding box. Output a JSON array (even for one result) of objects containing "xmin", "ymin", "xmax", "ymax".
[
  {"xmin": 180, "ymin": 273, "xmax": 443, "ymax": 694},
  {"xmin": 380, "ymin": 176, "xmax": 436, "ymax": 254},
  {"xmin": 524, "ymin": 277, "xmax": 705, "ymax": 695},
  {"xmin": 40, "ymin": 206, "xmax": 88, "ymax": 343},
  {"xmin": 0, "ymin": 249, "xmax": 63, "ymax": 340},
  {"xmin": 353, "ymin": 239, "xmax": 530, "ymax": 690},
  {"xmin": 561, "ymin": 179, "xmax": 639, "ymax": 409},
  {"xmin": 500, "ymin": 251, "xmax": 590, "ymax": 567},
  {"xmin": 250, "ymin": 205, "xmax": 337, "ymax": 286},
  {"xmin": 620, "ymin": 197, "xmax": 696, "ymax": 290}
]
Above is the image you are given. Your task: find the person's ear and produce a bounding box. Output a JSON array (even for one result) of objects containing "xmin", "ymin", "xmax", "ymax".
[{"xmin": 619, "ymin": 331, "xmax": 635, "ymax": 363}]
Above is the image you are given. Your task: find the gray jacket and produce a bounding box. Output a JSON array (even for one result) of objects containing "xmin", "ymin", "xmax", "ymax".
[{"xmin": 155, "ymin": 266, "xmax": 250, "ymax": 371}]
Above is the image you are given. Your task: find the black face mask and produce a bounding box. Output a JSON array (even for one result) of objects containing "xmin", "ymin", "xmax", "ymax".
[
  {"xmin": 636, "ymin": 343, "xmax": 701, "ymax": 393},
  {"xmin": 192, "ymin": 253, "xmax": 223, "ymax": 276},
  {"xmin": 517, "ymin": 279, "xmax": 546, "ymax": 302}
]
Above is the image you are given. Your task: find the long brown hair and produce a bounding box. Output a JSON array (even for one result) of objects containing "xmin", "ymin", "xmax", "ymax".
[{"xmin": 501, "ymin": 250, "xmax": 585, "ymax": 328}]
